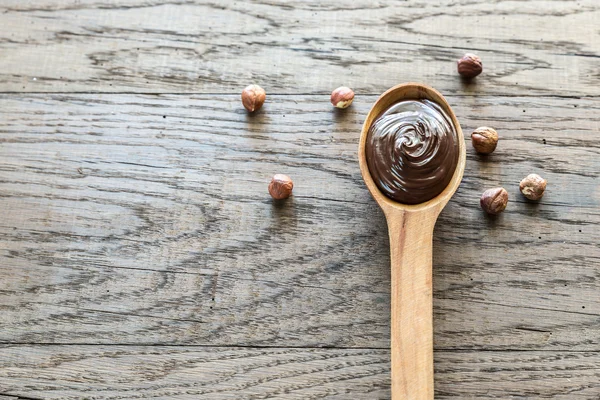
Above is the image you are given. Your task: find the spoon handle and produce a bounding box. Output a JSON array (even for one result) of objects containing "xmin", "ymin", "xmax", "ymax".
[{"xmin": 387, "ymin": 211, "xmax": 435, "ymax": 400}]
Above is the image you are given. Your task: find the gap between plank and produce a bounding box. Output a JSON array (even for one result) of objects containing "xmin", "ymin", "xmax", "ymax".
[
  {"xmin": 0, "ymin": 92, "xmax": 594, "ymax": 99},
  {"xmin": 0, "ymin": 394, "xmax": 41, "ymax": 400},
  {"xmin": 0, "ymin": 343, "xmax": 597, "ymax": 353}
]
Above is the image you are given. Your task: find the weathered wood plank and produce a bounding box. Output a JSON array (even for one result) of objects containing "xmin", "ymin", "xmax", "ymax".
[
  {"xmin": 1, "ymin": 345, "xmax": 599, "ymax": 399},
  {"xmin": 0, "ymin": 0, "xmax": 599, "ymax": 95},
  {"xmin": 1, "ymin": 1, "xmax": 598, "ymax": 398},
  {"xmin": 0, "ymin": 94, "xmax": 598, "ymax": 348}
]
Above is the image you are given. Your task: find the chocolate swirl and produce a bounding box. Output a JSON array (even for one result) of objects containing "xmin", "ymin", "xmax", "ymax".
[{"xmin": 365, "ymin": 99, "xmax": 459, "ymax": 204}]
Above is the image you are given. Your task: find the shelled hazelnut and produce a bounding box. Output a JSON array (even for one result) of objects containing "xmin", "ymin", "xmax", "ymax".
[
  {"xmin": 519, "ymin": 174, "xmax": 547, "ymax": 200},
  {"xmin": 268, "ymin": 174, "xmax": 294, "ymax": 200},
  {"xmin": 471, "ymin": 127, "xmax": 498, "ymax": 154},
  {"xmin": 241, "ymin": 84, "xmax": 266, "ymax": 112},
  {"xmin": 480, "ymin": 187, "xmax": 508, "ymax": 215},
  {"xmin": 457, "ymin": 53, "xmax": 483, "ymax": 79},
  {"xmin": 331, "ymin": 86, "xmax": 355, "ymax": 109}
]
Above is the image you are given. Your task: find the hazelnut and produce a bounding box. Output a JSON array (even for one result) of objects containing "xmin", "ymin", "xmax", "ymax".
[
  {"xmin": 331, "ymin": 86, "xmax": 355, "ymax": 109},
  {"xmin": 519, "ymin": 174, "xmax": 547, "ymax": 200},
  {"xmin": 471, "ymin": 127, "xmax": 498, "ymax": 154},
  {"xmin": 268, "ymin": 174, "xmax": 293, "ymax": 200},
  {"xmin": 241, "ymin": 84, "xmax": 266, "ymax": 112},
  {"xmin": 457, "ymin": 53, "xmax": 483, "ymax": 79},
  {"xmin": 480, "ymin": 187, "xmax": 508, "ymax": 215}
]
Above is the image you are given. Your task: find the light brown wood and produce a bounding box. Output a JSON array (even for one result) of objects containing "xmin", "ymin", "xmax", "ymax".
[
  {"xmin": 386, "ymin": 214, "xmax": 436, "ymax": 400},
  {"xmin": 358, "ymin": 84, "xmax": 466, "ymax": 399}
]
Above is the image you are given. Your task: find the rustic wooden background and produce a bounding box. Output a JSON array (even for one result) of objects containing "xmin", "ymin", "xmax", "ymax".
[{"xmin": 0, "ymin": 1, "xmax": 599, "ymax": 399}]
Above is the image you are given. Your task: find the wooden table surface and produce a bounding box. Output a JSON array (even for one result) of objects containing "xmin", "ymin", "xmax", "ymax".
[{"xmin": 1, "ymin": 1, "xmax": 599, "ymax": 399}]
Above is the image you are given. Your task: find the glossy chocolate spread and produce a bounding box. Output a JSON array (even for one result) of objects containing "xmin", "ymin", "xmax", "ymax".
[{"xmin": 365, "ymin": 99, "xmax": 459, "ymax": 204}]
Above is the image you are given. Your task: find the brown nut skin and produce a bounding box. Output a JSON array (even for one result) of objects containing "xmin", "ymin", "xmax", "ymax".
[
  {"xmin": 471, "ymin": 127, "xmax": 498, "ymax": 154},
  {"xmin": 457, "ymin": 53, "xmax": 483, "ymax": 79},
  {"xmin": 480, "ymin": 187, "xmax": 508, "ymax": 215},
  {"xmin": 242, "ymin": 84, "xmax": 266, "ymax": 112},
  {"xmin": 268, "ymin": 174, "xmax": 294, "ymax": 200},
  {"xmin": 330, "ymin": 86, "xmax": 355, "ymax": 109},
  {"xmin": 520, "ymin": 174, "xmax": 547, "ymax": 200}
]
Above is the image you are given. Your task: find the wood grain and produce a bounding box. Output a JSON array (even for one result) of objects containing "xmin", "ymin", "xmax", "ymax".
[
  {"xmin": 0, "ymin": 0, "xmax": 599, "ymax": 96},
  {"xmin": 1, "ymin": 2, "xmax": 599, "ymax": 396},
  {"xmin": 388, "ymin": 213, "xmax": 435, "ymax": 400},
  {"xmin": 1, "ymin": 345, "xmax": 600, "ymax": 399},
  {"xmin": 0, "ymin": 94, "xmax": 598, "ymax": 351}
]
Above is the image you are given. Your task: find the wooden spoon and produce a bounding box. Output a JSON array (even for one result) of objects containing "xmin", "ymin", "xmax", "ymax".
[{"xmin": 358, "ymin": 83, "xmax": 466, "ymax": 399}]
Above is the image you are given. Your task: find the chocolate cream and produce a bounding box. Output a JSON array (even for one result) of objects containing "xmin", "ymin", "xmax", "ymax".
[{"xmin": 365, "ymin": 99, "xmax": 459, "ymax": 204}]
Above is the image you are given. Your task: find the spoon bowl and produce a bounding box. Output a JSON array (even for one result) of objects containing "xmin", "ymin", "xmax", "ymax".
[
  {"xmin": 358, "ymin": 83, "xmax": 466, "ymax": 399},
  {"xmin": 359, "ymin": 83, "xmax": 466, "ymax": 215}
]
